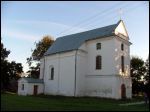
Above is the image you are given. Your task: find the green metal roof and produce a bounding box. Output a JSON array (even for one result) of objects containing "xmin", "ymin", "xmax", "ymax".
[{"xmin": 45, "ymin": 20, "xmax": 121, "ymax": 56}]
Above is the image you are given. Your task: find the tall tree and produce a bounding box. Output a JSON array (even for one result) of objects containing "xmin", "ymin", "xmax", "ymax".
[
  {"xmin": 27, "ymin": 35, "xmax": 54, "ymax": 78},
  {"xmin": 8, "ymin": 61, "xmax": 23, "ymax": 80},
  {"xmin": 144, "ymin": 56, "xmax": 149, "ymax": 84},
  {"xmin": 144, "ymin": 56, "xmax": 149, "ymax": 97},
  {"xmin": 130, "ymin": 56, "xmax": 146, "ymax": 95},
  {"xmin": 1, "ymin": 43, "xmax": 10, "ymax": 60},
  {"xmin": 1, "ymin": 42, "xmax": 10, "ymax": 89},
  {"xmin": 1, "ymin": 42, "xmax": 23, "ymax": 91}
]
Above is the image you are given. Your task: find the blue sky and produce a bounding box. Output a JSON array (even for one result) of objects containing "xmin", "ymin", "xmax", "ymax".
[{"xmin": 1, "ymin": 1, "xmax": 149, "ymax": 72}]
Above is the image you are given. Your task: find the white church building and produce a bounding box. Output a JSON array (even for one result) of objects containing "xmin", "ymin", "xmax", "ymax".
[{"xmin": 18, "ymin": 20, "xmax": 132, "ymax": 99}]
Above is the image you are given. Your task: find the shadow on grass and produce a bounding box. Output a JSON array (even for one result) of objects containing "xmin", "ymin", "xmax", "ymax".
[{"xmin": 28, "ymin": 94, "xmax": 144, "ymax": 103}]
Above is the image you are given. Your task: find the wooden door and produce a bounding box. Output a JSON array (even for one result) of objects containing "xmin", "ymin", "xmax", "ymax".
[
  {"xmin": 33, "ymin": 85, "xmax": 38, "ymax": 95},
  {"xmin": 121, "ymin": 84, "xmax": 126, "ymax": 99}
]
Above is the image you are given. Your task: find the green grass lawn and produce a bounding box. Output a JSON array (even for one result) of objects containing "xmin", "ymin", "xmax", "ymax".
[{"xmin": 1, "ymin": 93, "xmax": 149, "ymax": 111}]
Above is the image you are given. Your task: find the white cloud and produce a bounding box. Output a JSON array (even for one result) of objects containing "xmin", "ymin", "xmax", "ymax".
[
  {"xmin": 16, "ymin": 20, "xmax": 87, "ymax": 37},
  {"xmin": 1, "ymin": 20, "xmax": 87, "ymax": 41},
  {"xmin": 14, "ymin": 20, "xmax": 69, "ymax": 29},
  {"xmin": 2, "ymin": 29, "xmax": 41, "ymax": 42},
  {"xmin": 15, "ymin": 20, "xmax": 87, "ymax": 31},
  {"xmin": 1, "ymin": 20, "xmax": 88, "ymax": 73}
]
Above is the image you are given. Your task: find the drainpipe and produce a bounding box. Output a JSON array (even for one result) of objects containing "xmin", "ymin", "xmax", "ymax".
[
  {"xmin": 58, "ymin": 53, "xmax": 60, "ymax": 94},
  {"xmin": 43, "ymin": 57, "xmax": 45, "ymax": 79},
  {"xmin": 43, "ymin": 56, "xmax": 45, "ymax": 94},
  {"xmin": 74, "ymin": 50, "xmax": 78, "ymax": 96}
]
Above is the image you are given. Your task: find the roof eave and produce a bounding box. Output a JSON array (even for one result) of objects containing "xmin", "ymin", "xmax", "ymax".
[{"xmin": 44, "ymin": 49, "xmax": 78, "ymax": 57}]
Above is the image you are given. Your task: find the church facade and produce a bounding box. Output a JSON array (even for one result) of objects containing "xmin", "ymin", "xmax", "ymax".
[{"xmin": 18, "ymin": 20, "xmax": 132, "ymax": 99}]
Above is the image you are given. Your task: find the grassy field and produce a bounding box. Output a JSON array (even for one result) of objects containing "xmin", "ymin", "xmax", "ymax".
[{"xmin": 1, "ymin": 93, "xmax": 149, "ymax": 111}]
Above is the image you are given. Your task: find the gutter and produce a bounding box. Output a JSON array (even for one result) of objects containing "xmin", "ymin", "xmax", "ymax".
[{"xmin": 74, "ymin": 50, "xmax": 78, "ymax": 96}]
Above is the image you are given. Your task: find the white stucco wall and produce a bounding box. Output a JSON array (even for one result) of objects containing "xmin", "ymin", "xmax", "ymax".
[
  {"xmin": 85, "ymin": 76, "xmax": 117, "ymax": 98},
  {"xmin": 27, "ymin": 83, "xmax": 44, "ymax": 95},
  {"xmin": 76, "ymin": 48, "xmax": 87, "ymax": 96},
  {"xmin": 40, "ymin": 58, "xmax": 44, "ymax": 79},
  {"xmin": 18, "ymin": 78, "xmax": 44, "ymax": 95},
  {"xmin": 18, "ymin": 79, "xmax": 28, "ymax": 95},
  {"xmin": 115, "ymin": 76, "xmax": 132, "ymax": 99},
  {"xmin": 44, "ymin": 51, "xmax": 76, "ymax": 96},
  {"xmin": 115, "ymin": 21, "xmax": 129, "ymax": 39},
  {"xmin": 114, "ymin": 37, "xmax": 130, "ymax": 77},
  {"xmin": 44, "ymin": 54, "xmax": 59, "ymax": 95},
  {"xmin": 75, "ymin": 36, "xmax": 131, "ymax": 99},
  {"xmin": 59, "ymin": 53, "xmax": 75, "ymax": 96},
  {"xmin": 40, "ymin": 32, "xmax": 131, "ymax": 99},
  {"xmin": 75, "ymin": 37, "xmax": 118, "ymax": 98},
  {"xmin": 86, "ymin": 37, "xmax": 116, "ymax": 76},
  {"xmin": 113, "ymin": 36, "xmax": 132, "ymax": 99}
]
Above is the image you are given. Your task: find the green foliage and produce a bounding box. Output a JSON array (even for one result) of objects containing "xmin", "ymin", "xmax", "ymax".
[
  {"xmin": 144, "ymin": 57, "xmax": 149, "ymax": 84},
  {"xmin": 27, "ymin": 35, "xmax": 54, "ymax": 78},
  {"xmin": 1, "ymin": 42, "xmax": 23, "ymax": 91},
  {"xmin": 33, "ymin": 36, "xmax": 54, "ymax": 60},
  {"xmin": 130, "ymin": 56, "xmax": 147, "ymax": 94},
  {"xmin": 1, "ymin": 43, "xmax": 10, "ymax": 60},
  {"xmin": 1, "ymin": 43, "xmax": 11, "ymax": 89},
  {"xmin": 131, "ymin": 56, "xmax": 146, "ymax": 82},
  {"xmin": 27, "ymin": 63, "xmax": 40, "ymax": 78},
  {"xmin": 144, "ymin": 57, "xmax": 149, "ymax": 97},
  {"xmin": 8, "ymin": 61, "xmax": 23, "ymax": 80},
  {"xmin": 27, "ymin": 35, "xmax": 54, "ymax": 64},
  {"xmin": 1, "ymin": 60, "xmax": 10, "ymax": 89}
]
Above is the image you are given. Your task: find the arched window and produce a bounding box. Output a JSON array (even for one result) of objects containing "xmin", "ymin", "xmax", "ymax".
[
  {"xmin": 96, "ymin": 55, "xmax": 102, "ymax": 69},
  {"xmin": 96, "ymin": 43, "xmax": 101, "ymax": 50},
  {"xmin": 121, "ymin": 43, "xmax": 124, "ymax": 51},
  {"xmin": 22, "ymin": 84, "xmax": 24, "ymax": 90},
  {"xmin": 121, "ymin": 56, "xmax": 124, "ymax": 72},
  {"xmin": 49, "ymin": 66, "xmax": 54, "ymax": 80},
  {"xmin": 51, "ymin": 67, "xmax": 54, "ymax": 80}
]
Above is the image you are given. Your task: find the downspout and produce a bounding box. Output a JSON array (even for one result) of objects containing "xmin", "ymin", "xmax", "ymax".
[
  {"xmin": 74, "ymin": 50, "xmax": 78, "ymax": 96},
  {"xmin": 43, "ymin": 56, "xmax": 45, "ymax": 94},
  {"xmin": 58, "ymin": 53, "xmax": 60, "ymax": 94},
  {"xmin": 43, "ymin": 57, "xmax": 45, "ymax": 79}
]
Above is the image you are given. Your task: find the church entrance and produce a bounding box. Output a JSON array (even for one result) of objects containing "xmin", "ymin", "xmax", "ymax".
[
  {"xmin": 33, "ymin": 85, "xmax": 38, "ymax": 95},
  {"xmin": 121, "ymin": 84, "xmax": 126, "ymax": 99}
]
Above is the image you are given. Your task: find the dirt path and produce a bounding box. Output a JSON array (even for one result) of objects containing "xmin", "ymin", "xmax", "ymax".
[{"xmin": 119, "ymin": 101, "xmax": 146, "ymax": 106}]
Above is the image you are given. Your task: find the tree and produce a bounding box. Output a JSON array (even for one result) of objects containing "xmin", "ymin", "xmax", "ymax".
[
  {"xmin": 8, "ymin": 61, "xmax": 23, "ymax": 92},
  {"xmin": 130, "ymin": 56, "xmax": 146, "ymax": 95},
  {"xmin": 1, "ymin": 43, "xmax": 10, "ymax": 60},
  {"xmin": 1, "ymin": 42, "xmax": 23, "ymax": 91},
  {"xmin": 1, "ymin": 60, "xmax": 10, "ymax": 90},
  {"xmin": 8, "ymin": 61, "xmax": 23, "ymax": 80},
  {"xmin": 27, "ymin": 35, "xmax": 54, "ymax": 78},
  {"xmin": 27, "ymin": 63, "xmax": 40, "ymax": 78},
  {"xmin": 144, "ymin": 56, "xmax": 149, "ymax": 84},
  {"xmin": 1, "ymin": 43, "xmax": 10, "ymax": 89},
  {"xmin": 144, "ymin": 56, "xmax": 149, "ymax": 98}
]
